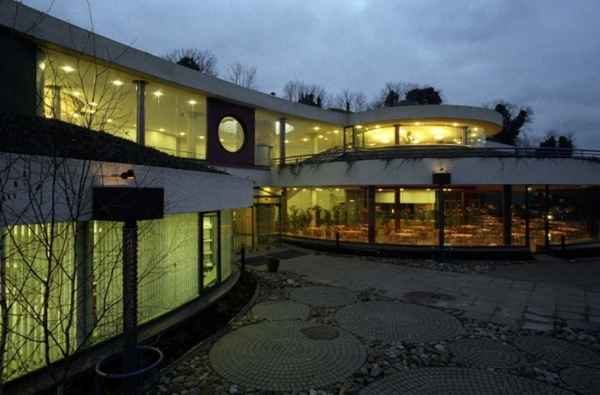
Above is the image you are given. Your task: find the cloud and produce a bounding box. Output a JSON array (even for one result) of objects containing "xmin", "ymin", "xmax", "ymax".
[{"xmin": 23, "ymin": 0, "xmax": 600, "ymax": 148}]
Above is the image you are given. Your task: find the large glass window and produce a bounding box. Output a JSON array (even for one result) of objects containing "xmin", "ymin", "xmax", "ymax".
[
  {"xmin": 145, "ymin": 81, "xmax": 206, "ymax": 158},
  {"xmin": 283, "ymin": 118, "xmax": 343, "ymax": 160},
  {"xmin": 444, "ymin": 186, "xmax": 504, "ymax": 246},
  {"xmin": 220, "ymin": 210, "xmax": 233, "ymax": 281},
  {"xmin": 375, "ymin": 188, "xmax": 437, "ymax": 245},
  {"xmin": 285, "ymin": 187, "xmax": 368, "ymax": 242},
  {"xmin": 355, "ymin": 123, "xmax": 487, "ymax": 148},
  {"xmin": 39, "ymin": 48, "xmax": 137, "ymax": 141},
  {"xmin": 255, "ymin": 110, "xmax": 280, "ymax": 165}
]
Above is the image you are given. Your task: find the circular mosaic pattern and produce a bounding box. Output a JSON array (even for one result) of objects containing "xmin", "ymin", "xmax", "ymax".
[
  {"xmin": 448, "ymin": 338, "xmax": 526, "ymax": 368},
  {"xmin": 336, "ymin": 301, "xmax": 464, "ymax": 343},
  {"xmin": 359, "ymin": 368, "xmax": 571, "ymax": 395},
  {"xmin": 251, "ymin": 301, "xmax": 309, "ymax": 321},
  {"xmin": 561, "ymin": 366, "xmax": 600, "ymax": 394},
  {"xmin": 288, "ymin": 286, "xmax": 357, "ymax": 307},
  {"xmin": 209, "ymin": 321, "xmax": 366, "ymax": 391},
  {"xmin": 513, "ymin": 336, "xmax": 600, "ymax": 368}
]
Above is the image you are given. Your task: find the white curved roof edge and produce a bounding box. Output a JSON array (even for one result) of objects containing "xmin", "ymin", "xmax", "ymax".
[{"xmin": 1, "ymin": 1, "xmax": 502, "ymax": 129}]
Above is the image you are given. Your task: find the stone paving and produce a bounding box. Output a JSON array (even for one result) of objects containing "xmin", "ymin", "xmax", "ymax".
[
  {"xmin": 289, "ymin": 286, "xmax": 357, "ymax": 307},
  {"xmin": 512, "ymin": 335, "xmax": 600, "ymax": 368},
  {"xmin": 209, "ymin": 321, "xmax": 366, "ymax": 391},
  {"xmin": 251, "ymin": 301, "xmax": 309, "ymax": 321},
  {"xmin": 447, "ymin": 338, "xmax": 526, "ymax": 368},
  {"xmin": 152, "ymin": 253, "xmax": 600, "ymax": 394},
  {"xmin": 358, "ymin": 368, "xmax": 571, "ymax": 394},
  {"xmin": 280, "ymin": 253, "xmax": 600, "ymax": 331},
  {"xmin": 336, "ymin": 301, "xmax": 464, "ymax": 343}
]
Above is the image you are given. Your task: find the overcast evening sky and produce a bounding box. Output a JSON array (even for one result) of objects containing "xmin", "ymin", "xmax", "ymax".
[{"xmin": 22, "ymin": 0, "xmax": 600, "ymax": 148}]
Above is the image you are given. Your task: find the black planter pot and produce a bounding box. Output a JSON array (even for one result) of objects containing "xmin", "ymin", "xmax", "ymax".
[
  {"xmin": 267, "ymin": 257, "xmax": 280, "ymax": 272},
  {"xmin": 95, "ymin": 345, "xmax": 163, "ymax": 394}
]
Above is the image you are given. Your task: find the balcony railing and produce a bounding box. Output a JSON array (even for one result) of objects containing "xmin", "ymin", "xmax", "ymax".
[{"xmin": 275, "ymin": 146, "xmax": 600, "ymax": 166}]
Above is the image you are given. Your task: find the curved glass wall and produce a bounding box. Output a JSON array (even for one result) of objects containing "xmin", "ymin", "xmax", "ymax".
[
  {"xmin": 282, "ymin": 185, "xmax": 600, "ymax": 248},
  {"xmin": 355, "ymin": 123, "xmax": 486, "ymax": 149},
  {"xmin": 2, "ymin": 211, "xmax": 235, "ymax": 382}
]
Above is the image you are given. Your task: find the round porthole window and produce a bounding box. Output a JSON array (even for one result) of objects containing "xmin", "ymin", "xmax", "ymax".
[{"xmin": 218, "ymin": 116, "xmax": 245, "ymax": 152}]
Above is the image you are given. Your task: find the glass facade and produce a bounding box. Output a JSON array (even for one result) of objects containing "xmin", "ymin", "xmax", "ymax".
[
  {"xmin": 281, "ymin": 185, "xmax": 600, "ymax": 248},
  {"xmin": 282, "ymin": 118, "xmax": 343, "ymax": 160},
  {"xmin": 39, "ymin": 48, "xmax": 137, "ymax": 140},
  {"xmin": 145, "ymin": 81, "xmax": 207, "ymax": 158},
  {"xmin": 1, "ymin": 211, "xmax": 235, "ymax": 381},
  {"xmin": 356, "ymin": 123, "xmax": 486, "ymax": 149},
  {"xmin": 39, "ymin": 47, "xmax": 208, "ymax": 159}
]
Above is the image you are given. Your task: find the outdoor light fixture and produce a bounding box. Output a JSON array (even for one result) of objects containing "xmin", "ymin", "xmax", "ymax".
[{"xmin": 120, "ymin": 169, "xmax": 136, "ymax": 180}]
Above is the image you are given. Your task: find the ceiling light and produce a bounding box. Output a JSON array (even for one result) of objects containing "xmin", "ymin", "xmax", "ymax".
[
  {"xmin": 179, "ymin": 132, "xmax": 186, "ymax": 136},
  {"xmin": 356, "ymin": 125, "xmax": 363, "ymax": 129},
  {"xmin": 71, "ymin": 91, "xmax": 81, "ymax": 97},
  {"xmin": 333, "ymin": 130, "xmax": 339, "ymax": 134},
  {"xmin": 415, "ymin": 122, "xmax": 421, "ymax": 126},
  {"xmin": 107, "ymin": 118, "xmax": 113, "ymax": 123},
  {"xmin": 313, "ymin": 126, "xmax": 320, "ymax": 131},
  {"xmin": 112, "ymin": 79, "xmax": 124, "ymax": 87},
  {"xmin": 61, "ymin": 65, "xmax": 75, "ymax": 73},
  {"xmin": 318, "ymin": 135, "xmax": 324, "ymax": 139},
  {"xmin": 153, "ymin": 90, "xmax": 164, "ymax": 98},
  {"xmin": 375, "ymin": 125, "xmax": 381, "ymax": 128},
  {"xmin": 188, "ymin": 99, "xmax": 197, "ymax": 105},
  {"xmin": 473, "ymin": 127, "xmax": 479, "ymax": 132},
  {"xmin": 452, "ymin": 122, "xmax": 459, "ymax": 127},
  {"xmin": 285, "ymin": 139, "xmax": 290, "ymax": 143},
  {"xmin": 158, "ymin": 128, "xmax": 165, "ymax": 132},
  {"xmin": 39, "ymin": 62, "xmax": 46, "ymax": 71},
  {"xmin": 198, "ymin": 136, "xmax": 205, "ymax": 139}
]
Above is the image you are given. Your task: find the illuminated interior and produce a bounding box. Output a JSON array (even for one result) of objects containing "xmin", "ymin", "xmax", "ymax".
[{"xmin": 281, "ymin": 186, "xmax": 598, "ymax": 248}]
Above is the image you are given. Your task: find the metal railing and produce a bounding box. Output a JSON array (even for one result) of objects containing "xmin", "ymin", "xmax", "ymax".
[{"xmin": 274, "ymin": 146, "xmax": 600, "ymax": 166}]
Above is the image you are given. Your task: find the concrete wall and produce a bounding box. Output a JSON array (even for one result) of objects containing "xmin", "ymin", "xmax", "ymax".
[
  {"xmin": 0, "ymin": 153, "xmax": 253, "ymax": 226},
  {"xmin": 271, "ymin": 157, "xmax": 600, "ymax": 186}
]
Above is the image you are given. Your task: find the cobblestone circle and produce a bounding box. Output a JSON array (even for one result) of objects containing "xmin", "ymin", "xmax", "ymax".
[
  {"xmin": 359, "ymin": 368, "xmax": 572, "ymax": 395},
  {"xmin": 560, "ymin": 366, "xmax": 600, "ymax": 394},
  {"xmin": 336, "ymin": 301, "xmax": 464, "ymax": 343},
  {"xmin": 209, "ymin": 321, "xmax": 366, "ymax": 391},
  {"xmin": 448, "ymin": 338, "xmax": 526, "ymax": 368},
  {"xmin": 513, "ymin": 336, "xmax": 600, "ymax": 368},
  {"xmin": 251, "ymin": 301, "xmax": 310, "ymax": 321},
  {"xmin": 288, "ymin": 286, "xmax": 357, "ymax": 307}
]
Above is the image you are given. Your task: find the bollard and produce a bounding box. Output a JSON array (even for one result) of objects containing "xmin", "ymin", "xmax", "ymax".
[{"xmin": 241, "ymin": 245, "xmax": 246, "ymax": 273}]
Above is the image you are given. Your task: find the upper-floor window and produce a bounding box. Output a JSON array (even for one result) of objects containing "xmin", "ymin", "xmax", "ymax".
[{"xmin": 218, "ymin": 116, "xmax": 245, "ymax": 152}]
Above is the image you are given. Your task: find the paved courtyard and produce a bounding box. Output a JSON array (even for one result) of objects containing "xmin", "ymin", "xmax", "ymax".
[
  {"xmin": 154, "ymin": 252, "xmax": 600, "ymax": 394},
  {"xmin": 280, "ymin": 253, "xmax": 600, "ymax": 332}
]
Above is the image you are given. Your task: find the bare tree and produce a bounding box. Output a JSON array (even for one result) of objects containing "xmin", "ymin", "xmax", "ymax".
[
  {"xmin": 164, "ymin": 48, "xmax": 218, "ymax": 77},
  {"xmin": 332, "ymin": 90, "xmax": 368, "ymax": 112},
  {"xmin": 226, "ymin": 62, "xmax": 257, "ymax": 89},
  {"xmin": 282, "ymin": 80, "xmax": 328, "ymax": 108}
]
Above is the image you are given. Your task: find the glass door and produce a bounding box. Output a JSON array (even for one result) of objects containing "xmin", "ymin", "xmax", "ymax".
[{"xmin": 201, "ymin": 212, "xmax": 220, "ymax": 289}]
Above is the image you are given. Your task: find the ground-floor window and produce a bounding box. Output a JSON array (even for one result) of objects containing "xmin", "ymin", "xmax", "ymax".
[
  {"xmin": 1, "ymin": 210, "xmax": 236, "ymax": 382},
  {"xmin": 280, "ymin": 185, "xmax": 600, "ymax": 249}
]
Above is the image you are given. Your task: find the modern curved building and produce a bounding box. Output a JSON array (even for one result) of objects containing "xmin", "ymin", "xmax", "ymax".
[{"xmin": 1, "ymin": 1, "xmax": 600, "ymax": 390}]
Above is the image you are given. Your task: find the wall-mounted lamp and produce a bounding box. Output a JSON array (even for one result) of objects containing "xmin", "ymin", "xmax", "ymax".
[{"xmin": 120, "ymin": 169, "xmax": 136, "ymax": 180}]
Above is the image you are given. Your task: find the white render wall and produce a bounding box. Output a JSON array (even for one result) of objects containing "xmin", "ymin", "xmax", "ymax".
[
  {"xmin": 271, "ymin": 157, "xmax": 600, "ymax": 186},
  {"xmin": 0, "ymin": 153, "xmax": 253, "ymax": 226}
]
